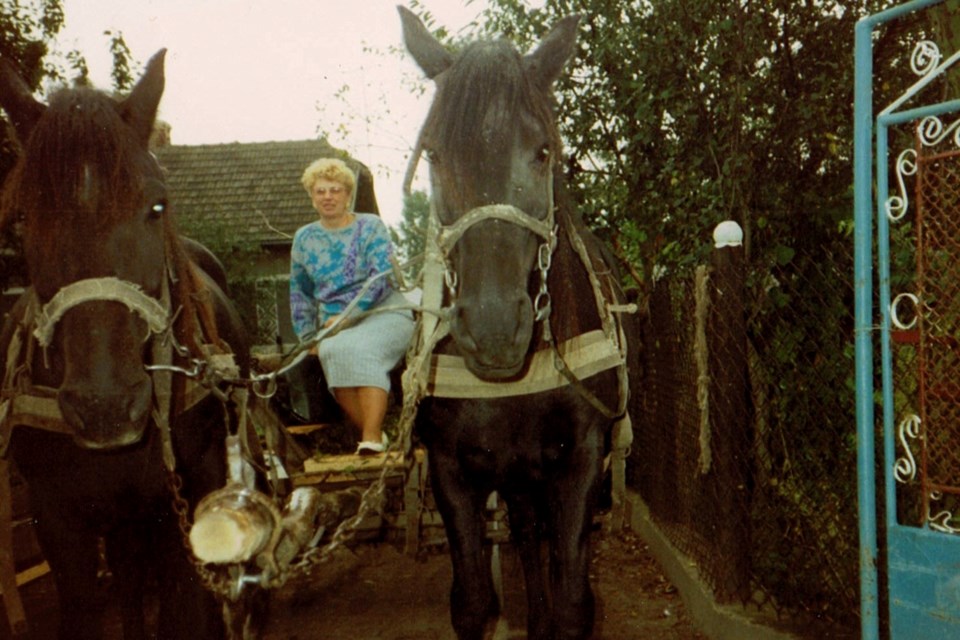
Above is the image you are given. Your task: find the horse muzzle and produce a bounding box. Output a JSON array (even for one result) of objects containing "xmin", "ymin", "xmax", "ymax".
[
  {"xmin": 57, "ymin": 376, "xmax": 153, "ymax": 449},
  {"xmin": 450, "ymin": 292, "xmax": 535, "ymax": 380}
]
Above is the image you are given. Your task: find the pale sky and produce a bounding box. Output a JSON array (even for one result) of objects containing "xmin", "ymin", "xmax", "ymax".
[{"xmin": 51, "ymin": 0, "xmax": 497, "ymax": 226}]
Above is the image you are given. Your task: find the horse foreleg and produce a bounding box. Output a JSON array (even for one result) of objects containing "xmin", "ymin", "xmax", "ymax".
[
  {"xmin": 105, "ymin": 525, "xmax": 148, "ymax": 640},
  {"xmin": 501, "ymin": 489, "xmax": 551, "ymax": 640},
  {"xmin": 31, "ymin": 504, "xmax": 104, "ymax": 640},
  {"xmin": 546, "ymin": 443, "xmax": 604, "ymax": 640},
  {"xmin": 429, "ymin": 455, "xmax": 499, "ymax": 640},
  {"xmin": 155, "ymin": 514, "xmax": 226, "ymax": 640}
]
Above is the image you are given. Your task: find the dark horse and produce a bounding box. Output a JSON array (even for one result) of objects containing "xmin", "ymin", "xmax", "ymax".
[
  {"xmin": 401, "ymin": 8, "xmax": 635, "ymax": 640},
  {"xmin": 0, "ymin": 52, "xmax": 250, "ymax": 638}
]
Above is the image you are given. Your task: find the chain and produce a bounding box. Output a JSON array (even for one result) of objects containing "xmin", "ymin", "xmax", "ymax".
[
  {"xmin": 165, "ymin": 469, "xmax": 238, "ymax": 599},
  {"xmin": 281, "ymin": 467, "xmax": 391, "ymax": 580},
  {"xmin": 150, "ymin": 293, "xmax": 439, "ymax": 597},
  {"xmin": 161, "ymin": 404, "xmax": 415, "ymax": 595},
  {"xmin": 533, "ymin": 234, "xmax": 556, "ymax": 323},
  {"xmin": 149, "ymin": 231, "xmax": 555, "ymax": 592}
]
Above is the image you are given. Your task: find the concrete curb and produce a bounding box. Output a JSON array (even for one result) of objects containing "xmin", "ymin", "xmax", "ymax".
[{"xmin": 626, "ymin": 491, "xmax": 801, "ymax": 640}]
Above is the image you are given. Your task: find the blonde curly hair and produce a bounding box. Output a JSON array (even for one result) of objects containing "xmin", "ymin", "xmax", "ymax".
[{"xmin": 301, "ymin": 157, "xmax": 356, "ymax": 196}]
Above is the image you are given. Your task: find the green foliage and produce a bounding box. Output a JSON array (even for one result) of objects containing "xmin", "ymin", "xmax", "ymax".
[
  {"xmin": 173, "ymin": 211, "xmax": 266, "ymax": 334},
  {"xmin": 392, "ymin": 189, "xmax": 430, "ymax": 281},
  {"xmin": 105, "ymin": 30, "xmax": 135, "ymax": 91},
  {"xmin": 477, "ymin": 0, "xmax": 902, "ymax": 290},
  {"xmin": 930, "ymin": 0, "xmax": 960, "ymax": 97}
]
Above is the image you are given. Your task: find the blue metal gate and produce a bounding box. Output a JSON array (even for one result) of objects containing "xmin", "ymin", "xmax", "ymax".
[{"xmin": 856, "ymin": 1, "xmax": 960, "ymax": 638}]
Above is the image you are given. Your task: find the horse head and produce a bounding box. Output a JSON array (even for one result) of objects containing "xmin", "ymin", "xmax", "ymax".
[
  {"xmin": 0, "ymin": 51, "xmax": 171, "ymax": 449},
  {"xmin": 401, "ymin": 7, "xmax": 580, "ymax": 380}
]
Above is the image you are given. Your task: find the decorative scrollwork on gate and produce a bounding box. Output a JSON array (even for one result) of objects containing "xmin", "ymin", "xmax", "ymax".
[
  {"xmin": 905, "ymin": 94, "xmax": 960, "ymax": 537},
  {"xmin": 894, "ymin": 413, "xmax": 921, "ymax": 484},
  {"xmin": 890, "ymin": 293, "xmax": 919, "ymax": 330},
  {"xmin": 911, "ymin": 40, "xmax": 942, "ymax": 77},
  {"xmin": 886, "ymin": 149, "xmax": 918, "ymax": 222},
  {"xmin": 917, "ymin": 115, "xmax": 960, "ymax": 149},
  {"xmin": 928, "ymin": 491, "xmax": 960, "ymax": 533}
]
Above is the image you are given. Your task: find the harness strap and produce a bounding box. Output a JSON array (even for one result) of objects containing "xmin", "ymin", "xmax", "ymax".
[
  {"xmin": 424, "ymin": 329, "xmax": 621, "ymax": 399},
  {"xmin": 409, "ymin": 192, "xmax": 636, "ymax": 413},
  {"xmin": 1, "ymin": 275, "xmax": 236, "ymax": 458},
  {"xmin": 553, "ymin": 216, "xmax": 637, "ymax": 420},
  {"xmin": 547, "ymin": 334, "xmax": 625, "ymax": 421},
  {"xmin": 33, "ymin": 277, "xmax": 169, "ymax": 348},
  {"xmin": 437, "ymin": 204, "xmax": 555, "ymax": 255},
  {"xmin": 0, "ymin": 299, "xmax": 75, "ymax": 458},
  {"xmin": 151, "ymin": 337, "xmax": 177, "ymax": 472}
]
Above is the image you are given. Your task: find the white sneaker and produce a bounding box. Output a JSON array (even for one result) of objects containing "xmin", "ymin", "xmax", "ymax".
[{"xmin": 356, "ymin": 432, "xmax": 389, "ymax": 456}]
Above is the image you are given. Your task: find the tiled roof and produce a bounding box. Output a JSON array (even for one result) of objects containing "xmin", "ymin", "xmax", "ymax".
[{"xmin": 153, "ymin": 139, "xmax": 379, "ymax": 247}]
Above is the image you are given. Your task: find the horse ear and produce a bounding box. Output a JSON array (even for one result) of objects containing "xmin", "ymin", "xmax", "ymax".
[
  {"xmin": 398, "ymin": 5, "xmax": 453, "ymax": 79},
  {"xmin": 118, "ymin": 49, "xmax": 166, "ymax": 147},
  {"xmin": 0, "ymin": 58, "xmax": 45, "ymax": 144},
  {"xmin": 523, "ymin": 14, "xmax": 581, "ymax": 91}
]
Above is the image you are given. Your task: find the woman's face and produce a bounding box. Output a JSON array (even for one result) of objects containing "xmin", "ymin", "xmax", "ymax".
[{"xmin": 310, "ymin": 178, "xmax": 351, "ymax": 222}]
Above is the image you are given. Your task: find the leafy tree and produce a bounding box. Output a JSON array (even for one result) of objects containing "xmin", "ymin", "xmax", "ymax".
[
  {"xmin": 473, "ymin": 0, "xmax": 910, "ymax": 286},
  {"xmin": 0, "ymin": 1, "xmax": 63, "ymax": 173},
  {"xmin": 104, "ymin": 30, "xmax": 135, "ymax": 91},
  {"xmin": 391, "ymin": 188, "xmax": 430, "ymax": 281}
]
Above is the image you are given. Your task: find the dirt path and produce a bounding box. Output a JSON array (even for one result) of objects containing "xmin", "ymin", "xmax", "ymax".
[
  {"xmin": 260, "ymin": 528, "xmax": 707, "ymax": 639},
  {"xmin": 3, "ymin": 528, "xmax": 707, "ymax": 639}
]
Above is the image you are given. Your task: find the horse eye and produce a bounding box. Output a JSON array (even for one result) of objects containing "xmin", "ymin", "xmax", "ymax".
[
  {"xmin": 536, "ymin": 145, "xmax": 551, "ymax": 164},
  {"xmin": 425, "ymin": 148, "xmax": 440, "ymax": 165},
  {"xmin": 149, "ymin": 200, "xmax": 167, "ymax": 218}
]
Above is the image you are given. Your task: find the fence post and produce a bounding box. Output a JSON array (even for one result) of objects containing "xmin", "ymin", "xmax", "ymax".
[{"xmin": 703, "ymin": 220, "xmax": 752, "ymax": 602}]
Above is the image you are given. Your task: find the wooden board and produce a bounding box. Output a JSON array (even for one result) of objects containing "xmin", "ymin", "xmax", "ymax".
[
  {"xmin": 0, "ymin": 561, "xmax": 49, "ymax": 595},
  {"xmin": 285, "ymin": 423, "xmax": 333, "ymax": 436},
  {"xmin": 293, "ymin": 451, "xmax": 407, "ymax": 486}
]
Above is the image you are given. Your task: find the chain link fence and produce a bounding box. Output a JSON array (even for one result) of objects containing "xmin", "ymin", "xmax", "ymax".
[
  {"xmin": 629, "ymin": 229, "xmax": 860, "ymax": 634},
  {"xmin": 898, "ymin": 145, "xmax": 960, "ymax": 527}
]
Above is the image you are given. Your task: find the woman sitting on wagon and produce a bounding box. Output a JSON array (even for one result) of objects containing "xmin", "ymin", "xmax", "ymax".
[{"xmin": 289, "ymin": 157, "xmax": 414, "ymax": 455}]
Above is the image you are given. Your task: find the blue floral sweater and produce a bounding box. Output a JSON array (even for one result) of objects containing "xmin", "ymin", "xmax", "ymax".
[{"xmin": 289, "ymin": 213, "xmax": 394, "ymax": 341}]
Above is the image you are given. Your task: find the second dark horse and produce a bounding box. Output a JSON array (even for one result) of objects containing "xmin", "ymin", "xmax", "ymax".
[
  {"xmin": 0, "ymin": 52, "xmax": 251, "ymax": 638},
  {"xmin": 401, "ymin": 7, "xmax": 636, "ymax": 640}
]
